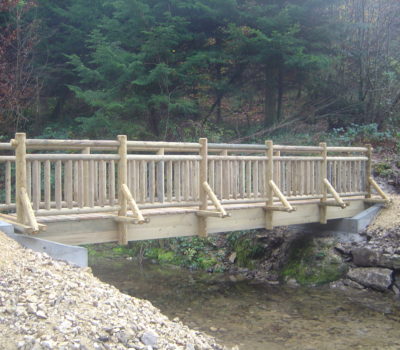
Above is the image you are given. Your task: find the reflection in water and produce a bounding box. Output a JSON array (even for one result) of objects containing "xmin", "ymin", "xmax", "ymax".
[{"xmin": 91, "ymin": 257, "xmax": 400, "ymax": 350}]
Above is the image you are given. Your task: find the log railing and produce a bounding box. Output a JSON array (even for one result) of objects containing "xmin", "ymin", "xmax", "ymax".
[{"xmin": 0, "ymin": 133, "xmax": 389, "ymax": 237}]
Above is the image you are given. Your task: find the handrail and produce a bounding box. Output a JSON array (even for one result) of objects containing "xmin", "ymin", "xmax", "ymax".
[{"xmin": 7, "ymin": 136, "xmax": 369, "ymax": 154}]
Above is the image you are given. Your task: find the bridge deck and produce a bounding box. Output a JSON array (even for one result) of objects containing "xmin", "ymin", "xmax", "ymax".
[
  {"xmin": 0, "ymin": 134, "xmax": 389, "ymax": 245},
  {"xmin": 2, "ymin": 197, "xmax": 366, "ymax": 245}
]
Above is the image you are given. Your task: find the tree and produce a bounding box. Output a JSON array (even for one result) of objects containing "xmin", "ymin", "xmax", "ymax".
[{"xmin": 0, "ymin": 0, "xmax": 39, "ymax": 135}]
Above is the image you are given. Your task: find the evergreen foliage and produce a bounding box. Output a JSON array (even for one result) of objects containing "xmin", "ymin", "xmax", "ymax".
[{"xmin": 0, "ymin": 0, "xmax": 399, "ymax": 139}]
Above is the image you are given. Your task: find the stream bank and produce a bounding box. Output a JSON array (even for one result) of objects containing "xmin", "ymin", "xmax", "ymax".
[{"xmin": 0, "ymin": 232, "xmax": 224, "ymax": 350}]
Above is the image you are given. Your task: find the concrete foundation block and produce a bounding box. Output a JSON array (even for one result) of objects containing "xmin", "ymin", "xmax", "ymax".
[
  {"xmin": 1, "ymin": 223, "xmax": 88, "ymax": 267},
  {"xmin": 0, "ymin": 221, "xmax": 14, "ymax": 235},
  {"xmin": 328, "ymin": 204, "xmax": 383, "ymax": 233}
]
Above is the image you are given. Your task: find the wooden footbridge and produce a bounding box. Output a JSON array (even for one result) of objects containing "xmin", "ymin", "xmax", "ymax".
[{"xmin": 0, "ymin": 133, "xmax": 389, "ymax": 246}]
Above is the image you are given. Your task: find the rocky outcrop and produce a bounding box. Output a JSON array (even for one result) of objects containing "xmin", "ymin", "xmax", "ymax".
[
  {"xmin": 332, "ymin": 219, "xmax": 400, "ymax": 294},
  {"xmin": 347, "ymin": 267, "xmax": 393, "ymax": 291}
]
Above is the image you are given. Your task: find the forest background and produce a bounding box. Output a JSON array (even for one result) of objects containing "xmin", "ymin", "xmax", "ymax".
[{"xmin": 1, "ymin": 0, "xmax": 400, "ymax": 146}]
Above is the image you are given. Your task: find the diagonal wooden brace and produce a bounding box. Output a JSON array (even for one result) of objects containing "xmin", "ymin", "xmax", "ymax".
[
  {"xmin": 267, "ymin": 180, "xmax": 296, "ymax": 213},
  {"xmin": 121, "ymin": 184, "xmax": 147, "ymax": 224},
  {"xmin": 366, "ymin": 177, "xmax": 391, "ymax": 205},
  {"xmin": 201, "ymin": 181, "xmax": 230, "ymax": 218},
  {"xmin": 322, "ymin": 178, "xmax": 348, "ymax": 209},
  {"xmin": 20, "ymin": 187, "xmax": 39, "ymax": 233}
]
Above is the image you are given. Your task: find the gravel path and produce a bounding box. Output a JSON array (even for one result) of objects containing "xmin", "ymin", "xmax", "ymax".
[{"xmin": 0, "ymin": 232, "xmax": 225, "ymax": 350}]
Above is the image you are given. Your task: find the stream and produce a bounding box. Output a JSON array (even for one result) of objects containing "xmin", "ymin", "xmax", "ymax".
[{"xmin": 90, "ymin": 256, "xmax": 400, "ymax": 350}]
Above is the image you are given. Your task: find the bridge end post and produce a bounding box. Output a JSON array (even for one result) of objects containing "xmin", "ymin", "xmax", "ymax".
[
  {"xmin": 366, "ymin": 144, "xmax": 372, "ymax": 199},
  {"xmin": 319, "ymin": 142, "xmax": 328, "ymax": 224},
  {"xmin": 15, "ymin": 133, "xmax": 27, "ymax": 224},
  {"xmin": 117, "ymin": 135, "xmax": 128, "ymax": 245},
  {"xmin": 265, "ymin": 140, "xmax": 274, "ymax": 230},
  {"xmin": 198, "ymin": 138, "xmax": 208, "ymax": 237}
]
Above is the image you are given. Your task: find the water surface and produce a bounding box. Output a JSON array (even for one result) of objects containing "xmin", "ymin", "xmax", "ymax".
[{"xmin": 91, "ymin": 257, "xmax": 400, "ymax": 350}]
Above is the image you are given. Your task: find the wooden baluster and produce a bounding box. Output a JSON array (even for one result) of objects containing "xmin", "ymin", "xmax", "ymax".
[
  {"xmin": 26, "ymin": 160, "xmax": 31, "ymax": 200},
  {"xmin": 246, "ymin": 160, "xmax": 251, "ymax": 198},
  {"xmin": 287, "ymin": 160, "xmax": 292, "ymax": 197},
  {"xmin": 184, "ymin": 160, "xmax": 190, "ymax": 201},
  {"xmin": 73, "ymin": 161, "xmax": 79, "ymax": 204},
  {"xmin": 64, "ymin": 160, "xmax": 71, "ymax": 209},
  {"xmin": 78, "ymin": 160, "xmax": 84, "ymax": 208},
  {"xmin": 87, "ymin": 160, "xmax": 95, "ymax": 207},
  {"xmin": 142, "ymin": 160, "xmax": 148, "ymax": 202},
  {"xmin": 82, "ymin": 147, "xmax": 90, "ymax": 206},
  {"xmin": 232, "ymin": 161, "xmax": 238, "ymax": 199},
  {"xmin": 157, "ymin": 148, "xmax": 165, "ymax": 203},
  {"xmin": 99, "ymin": 160, "xmax": 106, "ymax": 206},
  {"xmin": 55, "ymin": 160, "xmax": 62, "ymax": 210},
  {"xmin": 175, "ymin": 161, "xmax": 181, "ymax": 202},
  {"xmin": 5, "ymin": 161, "xmax": 11, "ymax": 205},
  {"xmin": 93, "ymin": 161, "xmax": 98, "ymax": 205},
  {"xmin": 209, "ymin": 159, "xmax": 215, "ymax": 190},
  {"xmin": 109, "ymin": 160, "xmax": 115, "ymax": 206},
  {"xmin": 239, "ymin": 160, "xmax": 245, "ymax": 199},
  {"xmin": 300, "ymin": 160, "xmax": 305, "ymax": 196},
  {"xmin": 32, "ymin": 160, "xmax": 41, "ymax": 211},
  {"xmin": 130, "ymin": 160, "xmax": 135, "ymax": 198},
  {"xmin": 216, "ymin": 159, "xmax": 222, "ymax": 199},
  {"xmin": 194, "ymin": 160, "xmax": 200, "ymax": 200},
  {"xmin": 166, "ymin": 160, "xmax": 172, "ymax": 202},
  {"xmin": 253, "ymin": 160, "xmax": 259, "ymax": 198},
  {"xmin": 221, "ymin": 150, "xmax": 229, "ymax": 199},
  {"xmin": 149, "ymin": 160, "xmax": 155, "ymax": 203}
]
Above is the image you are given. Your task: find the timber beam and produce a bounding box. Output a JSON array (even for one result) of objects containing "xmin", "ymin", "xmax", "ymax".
[
  {"xmin": 113, "ymin": 216, "xmax": 150, "ymax": 224},
  {"xmin": 196, "ymin": 210, "xmax": 231, "ymax": 218}
]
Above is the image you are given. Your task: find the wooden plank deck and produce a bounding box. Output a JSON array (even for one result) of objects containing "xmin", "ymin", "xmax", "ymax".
[{"xmin": 0, "ymin": 198, "xmax": 365, "ymax": 245}]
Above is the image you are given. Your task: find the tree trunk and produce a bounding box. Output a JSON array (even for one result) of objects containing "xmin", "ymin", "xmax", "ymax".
[
  {"xmin": 276, "ymin": 63, "xmax": 284, "ymax": 121},
  {"xmin": 264, "ymin": 67, "xmax": 277, "ymax": 127}
]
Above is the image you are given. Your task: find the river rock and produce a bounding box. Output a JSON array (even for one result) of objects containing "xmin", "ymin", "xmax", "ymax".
[
  {"xmin": 347, "ymin": 267, "xmax": 393, "ymax": 291},
  {"xmin": 351, "ymin": 247, "xmax": 379, "ymax": 267},
  {"xmin": 351, "ymin": 247, "xmax": 400, "ymax": 269},
  {"xmin": 378, "ymin": 254, "xmax": 400, "ymax": 269},
  {"xmin": 141, "ymin": 331, "xmax": 158, "ymax": 347}
]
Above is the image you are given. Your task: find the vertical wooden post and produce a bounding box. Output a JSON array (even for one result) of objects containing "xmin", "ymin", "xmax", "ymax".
[
  {"xmin": 117, "ymin": 135, "xmax": 128, "ymax": 245},
  {"xmin": 265, "ymin": 140, "xmax": 274, "ymax": 230},
  {"xmin": 15, "ymin": 133, "xmax": 27, "ymax": 224},
  {"xmin": 221, "ymin": 149, "xmax": 229, "ymax": 199},
  {"xmin": 82, "ymin": 147, "xmax": 90, "ymax": 206},
  {"xmin": 198, "ymin": 138, "xmax": 208, "ymax": 237},
  {"xmin": 366, "ymin": 144, "xmax": 372, "ymax": 198},
  {"xmin": 157, "ymin": 148, "xmax": 165, "ymax": 203},
  {"xmin": 319, "ymin": 142, "xmax": 328, "ymax": 224}
]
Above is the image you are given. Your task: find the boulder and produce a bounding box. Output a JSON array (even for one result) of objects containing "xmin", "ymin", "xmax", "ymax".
[
  {"xmin": 378, "ymin": 254, "xmax": 400, "ymax": 269},
  {"xmin": 351, "ymin": 247, "xmax": 379, "ymax": 267},
  {"xmin": 347, "ymin": 267, "xmax": 393, "ymax": 291},
  {"xmin": 352, "ymin": 247, "xmax": 400, "ymax": 269}
]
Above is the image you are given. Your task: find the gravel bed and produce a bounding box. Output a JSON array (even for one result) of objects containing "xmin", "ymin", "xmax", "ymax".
[{"xmin": 0, "ymin": 232, "xmax": 225, "ymax": 350}]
